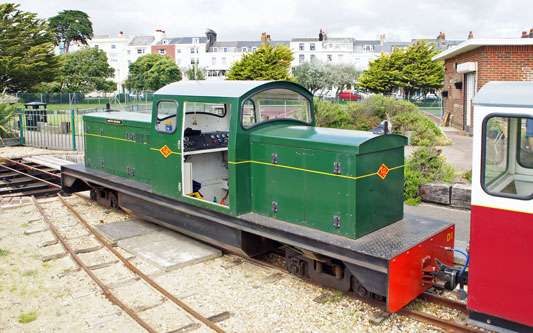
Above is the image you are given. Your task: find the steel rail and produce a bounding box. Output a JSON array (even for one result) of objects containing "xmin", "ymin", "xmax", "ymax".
[
  {"xmin": 1, "ymin": 157, "xmax": 60, "ymax": 178},
  {"xmin": 31, "ymin": 196, "xmax": 157, "ymax": 333},
  {"xmin": 0, "ymin": 164, "xmax": 60, "ymax": 188},
  {"xmin": 227, "ymin": 250, "xmax": 478, "ymax": 332},
  {"xmin": 57, "ymin": 194, "xmax": 226, "ymax": 333}
]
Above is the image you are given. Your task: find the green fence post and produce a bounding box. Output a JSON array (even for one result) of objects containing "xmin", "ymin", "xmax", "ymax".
[
  {"xmin": 18, "ymin": 108, "xmax": 24, "ymax": 145},
  {"xmin": 70, "ymin": 109, "xmax": 76, "ymax": 151}
]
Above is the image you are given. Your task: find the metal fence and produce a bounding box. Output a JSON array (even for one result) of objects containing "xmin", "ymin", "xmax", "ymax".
[{"xmin": 2, "ymin": 104, "xmax": 151, "ymax": 151}]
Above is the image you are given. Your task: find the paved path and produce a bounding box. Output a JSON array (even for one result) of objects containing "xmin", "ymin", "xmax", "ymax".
[{"xmin": 405, "ymin": 127, "xmax": 473, "ymax": 171}]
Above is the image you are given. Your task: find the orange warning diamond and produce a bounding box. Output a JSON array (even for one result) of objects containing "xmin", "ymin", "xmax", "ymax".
[
  {"xmin": 377, "ymin": 164, "xmax": 389, "ymax": 179},
  {"xmin": 160, "ymin": 145, "xmax": 172, "ymax": 158}
]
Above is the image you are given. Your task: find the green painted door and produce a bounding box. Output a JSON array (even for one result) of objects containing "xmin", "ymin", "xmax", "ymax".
[
  {"xmin": 250, "ymin": 142, "xmax": 305, "ymax": 224},
  {"xmin": 304, "ymin": 149, "xmax": 355, "ymax": 237}
]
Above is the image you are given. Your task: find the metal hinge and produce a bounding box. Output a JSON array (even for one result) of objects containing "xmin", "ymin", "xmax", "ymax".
[
  {"xmin": 127, "ymin": 166, "xmax": 130, "ymax": 175},
  {"xmin": 333, "ymin": 162, "xmax": 341, "ymax": 175},
  {"xmin": 131, "ymin": 168, "xmax": 135, "ymax": 176},
  {"xmin": 100, "ymin": 128, "xmax": 104, "ymax": 136},
  {"xmin": 271, "ymin": 153, "xmax": 278, "ymax": 164},
  {"xmin": 126, "ymin": 132, "xmax": 130, "ymax": 140},
  {"xmin": 86, "ymin": 126, "xmax": 90, "ymax": 134},
  {"xmin": 101, "ymin": 160, "xmax": 105, "ymax": 168},
  {"xmin": 272, "ymin": 201, "xmax": 278, "ymax": 213},
  {"xmin": 333, "ymin": 216, "xmax": 341, "ymax": 228}
]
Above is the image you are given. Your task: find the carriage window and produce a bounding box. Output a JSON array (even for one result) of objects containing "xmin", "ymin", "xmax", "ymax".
[
  {"xmin": 156, "ymin": 100, "xmax": 178, "ymax": 133},
  {"xmin": 241, "ymin": 88, "xmax": 311, "ymax": 129},
  {"xmin": 517, "ymin": 118, "xmax": 533, "ymax": 168},
  {"xmin": 483, "ymin": 116, "xmax": 533, "ymax": 198}
]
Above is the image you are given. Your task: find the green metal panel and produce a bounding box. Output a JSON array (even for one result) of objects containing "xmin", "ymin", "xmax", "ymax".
[
  {"xmin": 304, "ymin": 150, "xmax": 355, "ymax": 237},
  {"xmin": 355, "ymin": 147, "xmax": 405, "ymax": 238},
  {"xmin": 250, "ymin": 142, "xmax": 305, "ymax": 225}
]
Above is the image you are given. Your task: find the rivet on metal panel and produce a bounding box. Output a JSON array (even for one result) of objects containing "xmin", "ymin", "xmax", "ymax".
[
  {"xmin": 271, "ymin": 153, "xmax": 278, "ymax": 164},
  {"xmin": 272, "ymin": 201, "xmax": 278, "ymax": 212},
  {"xmin": 100, "ymin": 128, "xmax": 104, "ymax": 136},
  {"xmin": 127, "ymin": 167, "xmax": 130, "ymax": 175},
  {"xmin": 101, "ymin": 160, "xmax": 104, "ymax": 168},
  {"xmin": 333, "ymin": 162, "xmax": 342, "ymax": 175},
  {"xmin": 333, "ymin": 216, "xmax": 341, "ymax": 228}
]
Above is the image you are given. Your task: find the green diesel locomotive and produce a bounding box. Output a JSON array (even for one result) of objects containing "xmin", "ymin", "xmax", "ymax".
[{"xmin": 62, "ymin": 81, "xmax": 454, "ymax": 312}]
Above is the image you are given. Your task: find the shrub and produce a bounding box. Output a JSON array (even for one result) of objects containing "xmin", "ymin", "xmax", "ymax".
[
  {"xmin": 0, "ymin": 91, "xmax": 18, "ymax": 142},
  {"xmin": 404, "ymin": 147, "xmax": 455, "ymax": 205},
  {"xmin": 392, "ymin": 111, "xmax": 450, "ymax": 146},
  {"xmin": 314, "ymin": 98, "xmax": 354, "ymax": 129},
  {"xmin": 18, "ymin": 312, "xmax": 38, "ymax": 323}
]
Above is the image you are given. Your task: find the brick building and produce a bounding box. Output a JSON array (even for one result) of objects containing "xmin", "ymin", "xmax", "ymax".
[{"xmin": 433, "ymin": 35, "xmax": 533, "ymax": 132}]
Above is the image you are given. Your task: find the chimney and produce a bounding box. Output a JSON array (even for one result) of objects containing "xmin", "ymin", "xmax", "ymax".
[
  {"xmin": 119, "ymin": 31, "xmax": 124, "ymax": 37},
  {"xmin": 261, "ymin": 32, "xmax": 267, "ymax": 46},
  {"xmin": 468, "ymin": 31, "xmax": 473, "ymax": 39},
  {"xmin": 323, "ymin": 30, "xmax": 328, "ymax": 41},
  {"xmin": 205, "ymin": 28, "xmax": 217, "ymax": 51},
  {"xmin": 521, "ymin": 31, "xmax": 529, "ymax": 38},
  {"xmin": 319, "ymin": 29, "xmax": 323, "ymax": 41},
  {"xmin": 437, "ymin": 32, "xmax": 446, "ymax": 41},
  {"xmin": 380, "ymin": 34, "xmax": 386, "ymax": 45},
  {"xmin": 155, "ymin": 29, "xmax": 166, "ymax": 42},
  {"xmin": 267, "ymin": 34, "xmax": 271, "ymax": 42},
  {"xmin": 530, "ymin": 28, "xmax": 533, "ymax": 38}
]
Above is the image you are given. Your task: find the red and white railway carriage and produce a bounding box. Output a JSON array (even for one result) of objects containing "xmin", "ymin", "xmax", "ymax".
[{"xmin": 468, "ymin": 81, "xmax": 533, "ymax": 332}]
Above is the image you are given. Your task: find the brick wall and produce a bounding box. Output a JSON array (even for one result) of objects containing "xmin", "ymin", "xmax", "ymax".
[
  {"xmin": 442, "ymin": 45, "xmax": 533, "ymax": 131},
  {"xmin": 150, "ymin": 45, "xmax": 176, "ymax": 60}
]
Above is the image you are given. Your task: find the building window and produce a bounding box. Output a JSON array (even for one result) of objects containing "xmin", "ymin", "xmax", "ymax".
[
  {"xmin": 212, "ymin": 57, "xmax": 216, "ymax": 65},
  {"xmin": 128, "ymin": 60, "xmax": 131, "ymax": 65},
  {"xmin": 310, "ymin": 54, "xmax": 316, "ymax": 62},
  {"xmin": 252, "ymin": 47, "xmax": 257, "ymax": 51},
  {"xmin": 338, "ymin": 54, "xmax": 343, "ymax": 62},
  {"xmin": 176, "ymin": 48, "xmax": 181, "ymax": 53},
  {"xmin": 111, "ymin": 44, "xmax": 116, "ymax": 49},
  {"xmin": 242, "ymin": 47, "xmax": 248, "ymax": 52},
  {"xmin": 158, "ymin": 49, "xmax": 167, "ymax": 55},
  {"xmin": 137, "ymin": 49, "xmax": 144, "ymax": 54},
  {"xmin": 190, "ymin": 48, "xmax": 195, "ymax": 54},
  {"xmin": 213, "ymin": 47, "xmax": 217, "ymax": 52},
  {"xmin": 224, "ymin": 47, "xmax": 228, "ymax": 52},
  {"xmin": 310, "ymin": 43, "xmax": 315, "ymax": 51},
  {"xmin": 127, "ymin": 50, "xmax": 131, "ymax": 55},
  {"xmin": 193, "ymin": 38, "xmax": 199, "ymax": 44},
  {"xmin": 190, "ymin": 58, "xmax": 199, "ymax": 65},
  {"xmin": 363, "ymin": 45, "xmax": 374, "ymax": 52},
  {"xmin": 299, "ymin": 54, "xmax": 305, "ymax": 63},
  {"xmin": 327, "ymin": 54, "xmax": 332, "ymax": 61},
  {"xmin": 299, "ymin": 43, "xmax": 304, "ymax": 51},
  {"xmin": 222, "ymin": 57, "xmax": 226, "ymax": 65},
  {"xmin": 177, "ymin": 59, "xmax": 181, "ymax": 65},
  {"xmin": 94, "ymin": 45, "xmax": 99, "ymax": 49}
]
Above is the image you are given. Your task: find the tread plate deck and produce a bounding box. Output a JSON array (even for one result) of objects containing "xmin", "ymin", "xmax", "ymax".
[{"xmin": 240, "ymin": 213, "xmax": 452, "ymax": 260}]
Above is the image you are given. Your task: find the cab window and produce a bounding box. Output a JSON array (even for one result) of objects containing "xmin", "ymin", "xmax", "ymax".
[
  {"xmin": 482, "ymin": 115, "xmax": 533, "ymax": 198},
  {"xmin": 155, "ymin": 100, "xmax": 178, "ymax": 133},
  {"xmin": 241, "ymin": 88, "xmax": 311, "ymax": 129}
]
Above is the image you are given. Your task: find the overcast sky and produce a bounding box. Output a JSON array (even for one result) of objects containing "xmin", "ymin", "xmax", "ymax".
[{"xmin": 17, "ymin": 0, "xmax": 533, "ymax": 42}]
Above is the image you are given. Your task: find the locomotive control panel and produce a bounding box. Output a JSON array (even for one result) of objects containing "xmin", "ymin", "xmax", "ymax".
[{"xmin": 183, "ymin": 128, "xmax": 229, "ymax": 152}]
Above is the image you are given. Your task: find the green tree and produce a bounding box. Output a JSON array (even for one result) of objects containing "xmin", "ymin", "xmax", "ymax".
[
  {"xmin": 358, "ymin": 50, "xmax": 403, "ymax": 95},
  {"xmin": 358, "ymin": 40, "xmax": 443, "ymax": 97},
  {"xmin": 48, "ymin": 10, "xmax": 93, "ymax": 53},
  {"xmin": 125, "ymin": 54, "xmax": 182, "ymax": 91},
  {"xmin": 399, "ymin": 40, "xmax": 444, "ymax": 99},
  {"xmin": 294, "ymin": 61, "xmax": 360, "ymax": 98},
  {"xmin": 186, "ymin": 66, "xmax": 205, "ymax": 80},
  {"xmin": 227, "ymin": 44, "xmax": 293, "ymax": 80},
  {"xmin": 293, "ymin": 61, "xmax": 331, "ymax": 96},
  {"xmin": 44, "ymin": 47, "xmax": 115, "ymax": 92},
  {"xmin": 0, "ymin": 3, "xmax": 58, "ymax": 92}
]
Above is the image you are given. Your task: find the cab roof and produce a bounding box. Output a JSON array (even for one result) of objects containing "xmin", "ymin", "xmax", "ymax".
[
  {"xmin": 473, "ymin": 81, "xmax": 533, "ymax": 108},
  {"xmin": 155, "ymin": 80, "xmax": 307, "ymax": 99}
]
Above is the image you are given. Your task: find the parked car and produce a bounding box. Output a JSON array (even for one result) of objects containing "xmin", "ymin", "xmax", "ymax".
[{"xmin": 338, "ymin": 91, "xmax": 362, "ymax": 101}]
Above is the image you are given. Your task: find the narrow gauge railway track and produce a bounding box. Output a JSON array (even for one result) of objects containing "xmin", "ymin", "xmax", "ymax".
[
  {"xmin": 0, "ymin": 158, "xmax": 61, "ymax": 198},
  {"xmin": 3, "ymin": 156, "xmax": 476, "ymax": 331},
  {"xmin": 32, "ymin": 194, "xmax": 226, "ymax": 333},
  {"xmin": 231, "ymin": 252, "xmax": 478, "ymax": 333}
]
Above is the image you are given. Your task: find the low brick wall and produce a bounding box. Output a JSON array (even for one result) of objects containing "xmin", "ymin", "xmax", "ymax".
[{"xmin": 420, "ymin": 182, "xmax": 471, "ymax": 209}]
